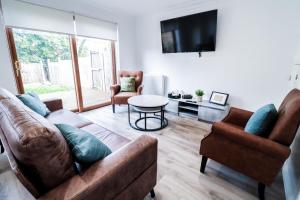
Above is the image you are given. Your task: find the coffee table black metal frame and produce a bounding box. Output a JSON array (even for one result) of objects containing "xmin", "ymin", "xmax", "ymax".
[{"xmin": 128, "ymin": 104, "xmax": 168, "ymax": 132}]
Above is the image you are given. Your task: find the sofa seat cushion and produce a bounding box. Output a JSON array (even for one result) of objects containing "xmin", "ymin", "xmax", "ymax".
[
  {"xmin": 46, "ymin": 109, "xmax": 92, "ymax": 128},
  {"xmin": 113, "ymin": 92, "xmax": 138, "ymax": 104},
  {"xmin": 115, "ymin": 92, "xmax": 137, "ymax": 98},
  {"xmin": 80, "ymin": 124, "xmax": 130, "ymax": 152}
]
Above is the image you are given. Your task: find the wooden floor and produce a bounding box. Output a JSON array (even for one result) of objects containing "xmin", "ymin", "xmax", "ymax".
[{"xmin": 0, "ymin": 105, "xmax": 285, "ymax": 200}]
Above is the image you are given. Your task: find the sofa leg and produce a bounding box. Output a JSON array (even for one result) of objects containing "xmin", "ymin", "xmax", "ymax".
[
  {"xmin": 200, "ymin": 156, "xmax": 208, "ymax": 173},
  {"xmin": 0, "ymin": 139, "xmax": 4, "ymax": 154},
  {"xmin": 150, "ymin": 189, "xmax": 155, "ymax": 198},
  {"xmin": 112, "ymin": 104, "xmax": 115, "ymax": 113},
  {"xmin": 258, "ymin": 182, "xmax": 265, "ymax": 200}
]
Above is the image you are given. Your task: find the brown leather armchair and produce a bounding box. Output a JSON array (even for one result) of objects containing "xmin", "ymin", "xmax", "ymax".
[
  {"xmin": 110, "ymin": 70, "xmax": 143, "ymax": 113},
  {"xmin": 200, "ymin": 89, "xmax": 300, "ymax": 200}
]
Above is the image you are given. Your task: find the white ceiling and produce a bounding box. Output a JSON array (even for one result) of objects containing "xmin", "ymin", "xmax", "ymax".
[{"xmin": 22, "ymin": 0, "xmax": 205, "ymax": 16}]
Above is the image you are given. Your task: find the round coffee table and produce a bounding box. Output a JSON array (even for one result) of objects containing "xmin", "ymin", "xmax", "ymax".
[{"xmin": 128, "ymin": 95, "xmax": 169, "ymax": 131}]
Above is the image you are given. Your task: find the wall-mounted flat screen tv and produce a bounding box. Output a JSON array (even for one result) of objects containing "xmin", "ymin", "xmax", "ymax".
[{"xmin": 160, "ymin": 10, "xmax": 217, "ymax": 53}]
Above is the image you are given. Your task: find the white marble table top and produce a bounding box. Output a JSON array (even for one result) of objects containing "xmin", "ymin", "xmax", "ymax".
[{"xmin": 128, "ymin": 95, "xmax": 169, "ymax": 108}]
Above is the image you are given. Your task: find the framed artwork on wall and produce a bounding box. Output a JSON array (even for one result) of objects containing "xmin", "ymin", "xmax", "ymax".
[{"xmin": 209, "ymin": 91, "xmax": 229, "ymax": 106}]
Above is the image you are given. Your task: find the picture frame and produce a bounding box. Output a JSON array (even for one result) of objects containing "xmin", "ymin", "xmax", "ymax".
[{"xmin": 209, "ymin": 91, "xmax": 229, "ymax": 106}]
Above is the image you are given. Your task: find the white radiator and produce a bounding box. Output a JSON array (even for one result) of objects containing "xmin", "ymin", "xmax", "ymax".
[{"xmin": 143, "ymin": 75, "xmax": 165, "ymax": 96}]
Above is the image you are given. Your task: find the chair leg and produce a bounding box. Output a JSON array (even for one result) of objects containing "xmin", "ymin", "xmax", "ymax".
[
  {"xmin": 150, "ymin": 189, "xmax": 155, "ymax": 198},
  {"xmin": 0, "ymin": 139, "xmax": 4, "ymax": 154},
  {"xmin": 112, "ymin": 104, "xmax": 115, "ymax": 113},
  {"xmin": 200, "ymin": 156, "xmax": 208, "ymax": 173},
  {"xmin": 258, "ymin": 182, "xmax": 265, "ymax": 200}
]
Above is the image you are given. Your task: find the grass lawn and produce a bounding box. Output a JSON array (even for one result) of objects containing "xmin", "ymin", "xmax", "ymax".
[{"xmin": 25, "ymin": 85, "xmax": 71, "ymax": 94}]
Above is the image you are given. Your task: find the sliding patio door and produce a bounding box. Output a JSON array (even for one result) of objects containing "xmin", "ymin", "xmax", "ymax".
[
  {"xmin": 7, "ymin": 27, "xmax": 117, "ymax": 112},
  {"xmin": 2, "ymin": 0, "xmax": 118, "ymax": 112},
  {"xmin": 8, "ymin": 28, "xmax": 78, "ymax": 110},
  {"xmin": 76, "ymin": 36, "xmax": 115, "ymax": 108}
]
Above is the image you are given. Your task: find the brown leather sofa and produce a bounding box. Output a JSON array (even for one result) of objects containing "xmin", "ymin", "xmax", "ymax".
[
  {"xmin": 199, "ymin": 89, "xmax": 300, "ymax": 200},
  {"xmin": 110, "ymin": 71, "xmax": 143, "ymax": 113},
  {"xmin": 0, "ymin": 88, "xmax": 157, "ymax": 200}
]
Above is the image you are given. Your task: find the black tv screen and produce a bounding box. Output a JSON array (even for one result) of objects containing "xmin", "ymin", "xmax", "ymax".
[{"xmin": 160, "ymin": 10, "xmax": 217, "ymax": 53}]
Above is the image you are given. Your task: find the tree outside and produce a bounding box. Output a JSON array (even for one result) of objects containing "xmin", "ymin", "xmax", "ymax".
[{"xmin": 13, "ymin": 28, "xmax": 88, "ymax": 82}]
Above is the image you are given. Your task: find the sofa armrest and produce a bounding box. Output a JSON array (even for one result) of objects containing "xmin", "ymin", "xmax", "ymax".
[
  {"xmin": 212, "ymin": 122, "xmax": 290, "ymax": 159},
  {"xmin": 222, "ymin": 107, "xmax": 253, "ymax": 127},
  {"xmin": 110, "ymin": 84, "xmax": 121, "ymax": 96},
  {"xmin": 40, "ymin": 135, "xmax": 158, "ymax": 200},
  {"xmin": 137, "ymin": 85, "xmax": 143, "ymax": 95},
  {"xmin": 43, "ymin": 98, "xmax": 63, "ymax": 112}
]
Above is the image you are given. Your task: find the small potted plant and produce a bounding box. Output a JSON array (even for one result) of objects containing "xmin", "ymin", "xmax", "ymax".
[{"xmin": 195, "ymin": 89, "xmax": 204, "ymax": 102}]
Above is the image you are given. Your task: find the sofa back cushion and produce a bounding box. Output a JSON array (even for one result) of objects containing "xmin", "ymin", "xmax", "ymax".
[
  {"xmin": 0, "ymin": 89, "xmax": 75, "ymax": 193},
  {"xmin": 269, "ymin": 89, "xmax": 300, "ymax": 146}
]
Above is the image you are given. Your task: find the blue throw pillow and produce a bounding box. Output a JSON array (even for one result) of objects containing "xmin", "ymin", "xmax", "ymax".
[
  {"xmin": 244, "ymin": 104, "xmax": 277, "ymax": 136},
  {"xmin": 55, "ymin": 124, "xmax": 112, "ymax": 164},
  {"xmin": 17, "ymin": 92, "xmax": 50, "ymax": 117}
]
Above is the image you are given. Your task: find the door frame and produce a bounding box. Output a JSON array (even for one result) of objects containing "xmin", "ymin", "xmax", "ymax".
[
  {"xmin": 6, "ymin": 27, "xmax": 117, "ymax": 112},
  {"xmin": 111, "ymin": 41, "xmax": 117, "ymax": 85},
  {"xmin": 70, "ymin": 36, "xmax": 84, "ymax": 112},
  {"xmin": 6, "ymin": 28, "xmax": 24, "ymax": 93}
]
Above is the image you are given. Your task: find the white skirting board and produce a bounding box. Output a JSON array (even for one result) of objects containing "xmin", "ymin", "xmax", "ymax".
[{"xmin": 143, "ymin": 75, "xmax": 165, "ymax": 96}]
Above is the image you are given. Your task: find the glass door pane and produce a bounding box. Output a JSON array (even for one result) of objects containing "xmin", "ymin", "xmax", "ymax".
[
  {"xmin": 76, "ymin": 36, "xmax": 113, "ymax": 108},
  {"xmin": 12, "ymin": 28, "xmax": 78, "ymax": 110}
]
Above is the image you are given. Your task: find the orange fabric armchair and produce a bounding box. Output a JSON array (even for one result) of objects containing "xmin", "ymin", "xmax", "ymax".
[
  {"xmin": 110, "ymin": 70, "xmax": 143, "ymax": 113},
  {"xmin": 200, "ymin": 89, "xmax": 300, "ymax": 200}
]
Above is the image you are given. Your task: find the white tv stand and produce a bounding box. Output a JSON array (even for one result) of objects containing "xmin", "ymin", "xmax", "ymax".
[{"xmin": 165, "ymin": 98, "xmax": 230, "ymax": 123}]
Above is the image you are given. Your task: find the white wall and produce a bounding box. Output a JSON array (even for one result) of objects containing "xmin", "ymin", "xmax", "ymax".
[
  {"xmin": 0, "ymin": 1, "xmax": 17, "ymax": 93},
  {"xmin": 136, "ymin": 0, "xmax": 300, "ymax": 110},
  {"xmin": 0, "ymin": 0, "xmax": 138, "ymax": 93}
]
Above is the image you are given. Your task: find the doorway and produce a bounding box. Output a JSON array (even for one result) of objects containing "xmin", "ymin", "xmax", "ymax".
[{"xmin": 6, "ymin": 27, "xmax": 117, "ymax": 112}]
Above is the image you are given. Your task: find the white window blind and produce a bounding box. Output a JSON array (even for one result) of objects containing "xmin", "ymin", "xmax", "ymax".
[
  {"xmin": 75, "ymin": 15, "xmax": 118, "ymax": 41},
  {"xmin": 1, "ymin": 0, "xmax": 118, "ymax": 40},
  {"xmin": 2, "ymin": 0, "xmax": 74, "ymax": 34}
]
